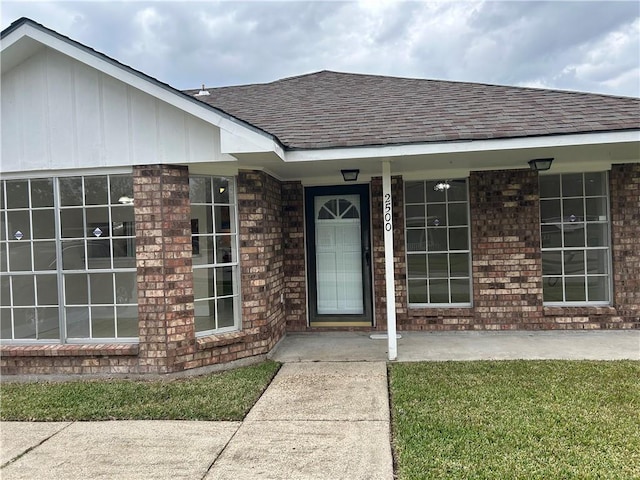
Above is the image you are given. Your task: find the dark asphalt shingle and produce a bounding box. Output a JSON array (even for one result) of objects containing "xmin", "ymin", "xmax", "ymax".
[{"xmin": 185, "ymin": 70, "xmax": 640, "ymax": 150}]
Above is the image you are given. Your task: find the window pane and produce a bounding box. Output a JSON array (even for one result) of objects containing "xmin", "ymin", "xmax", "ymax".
[
  {"xmin": 37, "ymin": 307, "xmax": 59, "ymax": 339},
  {"xmin": 195, "ymin": 299, "xmax": 216, "ymax": 331},
  {"xmin": 587, "ymin": 223, "xmax": 608, "ymax": 247},
  {"xmin": 115, "ymin": 272, "xmax": 137, "ymax": 304},
  {"xmin": 408, "ymin": 279, "xmax": 428, "ymax": 303},
  {"xmin": 405, "ymin": 182, "xmax": 425, "ymax": 203},
  {"xmin": 563, "ymin": 224, "xmax": 585, "ymax": 248},
  {"xmin": 111, "ymin": 206, "xmax": 134, "ymax": 228},
  {"xmin": 448, "ymin": 203, "xmax": 467, "ymax": 226},
  {"xmin": 0, "ymin": 242, "xmax": 6, "ymax": 272},
  {"xmin": 190, "ymin": 177, "xmax": 212, "ymax": 204},
  {"xmin": 1, "ymin": 308, "xmax": 11, "ymax": 338},
  {"xmin": 407, "ymin": 254, "xmax": 427, "ymax": 278},
  {"xmin": 543, "ymin": 277, "xmax": 563, "ymax": 302},
  {"xmin": 563, "ymin": 198, "xmax": 584, "ymax": 222},
  {"xmin": 216, "ymin": 266, "xmax": 234, "ymax": 296},
  {"xmin": 586, "ymin": 250, "xmax": 608, "ymax": 275},
  {"xmin": 90, "ymin": 273, "xmax": 114, "ymax": 304},
  {"xmin": 584, "ymin": 172, "xmax": 606, "ymax": 196},
  {"xmin": 65, "ymin": 273, "xmax": 88, "ymax": 305},
  {"xmin": 427, "ymin": 228, "xmax": 447, "ymax": 251},
  {"xmin": 6, "ymin": 181, "xmax": 29, "ymax": 209},
  {"xmin": 429, "ymin": 279, "xmax": 449, "ymax": 303},
  {"xmin": 541, "ymin": 225, "xmax": 562, "ymax": 248},
  {"xmin": 86, "ymin": 207, "xmax": 109, "ymax": 236},
  {"xmin": 447, "ymin": 180, "xmax": 467, "ymax": 201},
  {"xmin": 428, "ymin": 254, "xmax": 448, "ymax": 278},
  {"xmin": 1, "ymin": 276, "xmax": 9, "ymax": 306},
  {"xmin": 192, "ymin": 205, "xmax": 213, "ymax": 234},
  {"xmin": 14, "ymin": 308, "xmax": 36, "ymax": 339},
  {"xmin": 60, "ymin": 208, "xmax": 84, "ymax": 238},
  {"xmin": 542, "ymin": 251, "xmax": 562, "ymax": 276},
  {"xmin": 33, "ymin": 241, "xmax": 57, "ymax": 271},
  {"xmin": 565, "ymin": 277, "xmax": 586, "ymax": 302},
  {"xmin": 213, "ymin": 178, "xmax": 230, "ymax": 204},
  {"xmin": 36, "ymin": 275, "xmax": 58, "ymax": 305},
  {"xmin": 66, "ymin": 307, "xmax": 89, "ymax": 337},
  {"xmin": 31, "ymin": 179, "xmax": 54, "ymax": 208},
  {"xmin": 193, "ymin": 268, "xmax": 214, "ymax": 299},
  {"xmin": 540, "ymin": 199, "xmax": 560, "ymax": 223},
  {"xmin": 110, "ymin": 176, "xmax": 134, "ymax": 206},
  {"xmin": 562, "ymin": 174, "xmax": 583, "ymax": 197},
  {"xmin": 539, "ymin": 175, "xmax": 560, "ymax": 198},
  {"xmin": 112, "ymin": 239, "xmax": 135, "ymax": 267},
  {"xmin": 450, "ymin": 253, "xmax": 469, "ymax": 277},
  {"xmin": 216, "ymin": 235, "xmax": 234, "ymax": 264},
  {"xmin": 192, "ymin": 236, "xmax": 214, "ymax": 265},
  {"xmin": 116, "ymin": 306, "xmax": 138, "ymax": 337},
  {"xmin": 1, "ymin": 212, "xmax": 5, "ymax": 241},
  {"xmin": 588, "ymin": 276, "xmax": 609, "ymax": 302},
  {"xmin": 405, "ymin": 205, "xmax": 425, "ymax": 227},
  {"xmin": 32, "ymin": 209, "xmax": 55, "ymax": 239},
  {"xmin": 449, "ymin": 228, "xmax": 468, "ymax": 251},
  {"xmin": 426, "ymin": 181, "xmax": 444, "ymax": 202},
  {"xmin": 85, "ymin": 176, "xmax": 108, "ymax": 205},
  {"xmin": 12, "ymin": 276, "xmax": 35, "ymax": 306},
  {"xmin": 87, "ymin": 239, "xmax": 112, "ymax": 269},
  {"xmin": 217, "ymin": 297, "xmax": 235, "ymax": 328},
  {"xmin": 450, "ymin": 279, "xmax": 470, "ymax": 303},
  {"xmin": 8, "ymin": 242, "xmax": 32, "ymax": 271},
  {"xmin": 406, "ymin": 230, "xmax": 426, "ymax": 252},
  {"xmin": 427, "ymin": 204, "xmax": 446, "ymax": 226},
  {"xmin": 59, "ymin": 177, "xmax": 83, "ymax": 206},
  {"xmin": 564, "ymin": 250, "xmax": 585, "ymax": 275},
  {"xmin": 215, "ymin": 206, "xmax": 233, "ymax": 233},
  {"xmin": 61, "ymin": 240, "xmax": 86, "ymax": 270},
  {"xmin": 91, "ymin": 306, "xmax": 115, "ymax": 338},
  {"xmin": 7, "ymin": 210, "xmax": 30, "ymax": 240}
]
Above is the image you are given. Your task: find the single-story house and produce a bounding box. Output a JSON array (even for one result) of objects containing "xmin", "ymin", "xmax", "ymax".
[{"xmin": 1, "ymin": 18, "xmax": 638, "ymax": 375}]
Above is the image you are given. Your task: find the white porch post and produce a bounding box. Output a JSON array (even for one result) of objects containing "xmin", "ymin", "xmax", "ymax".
[{"xmin": 382, "ymin": 161, "xmax": 398, "ymax": 361}]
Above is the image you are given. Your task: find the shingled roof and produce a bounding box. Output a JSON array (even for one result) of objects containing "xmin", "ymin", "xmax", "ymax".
[{"xmin": 185, "ymin": 70, "xmax": 640, "ymax": 150}]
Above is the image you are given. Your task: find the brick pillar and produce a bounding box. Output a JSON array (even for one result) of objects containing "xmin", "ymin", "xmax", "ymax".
[
  {"xmin": 610, "ymin": 163, "xmax": 640, "ymax": 327},
  {"xmin": 282, "ymin": 181, "xmax": 307, "ymax": 331},
  {"xmin": 371, "ymin": 176, "xmax": 407, "ymax": 330},
  {"xmin": 470, "ymin": 169, "xmax": 544, "ymax": 328},
  {"xmin": 134, "ymin": 165, "xmax": 195, "ymax": 373},
  {"xmin": 237, "ymin": 171, "xmax": 286, "ymax": 348}
]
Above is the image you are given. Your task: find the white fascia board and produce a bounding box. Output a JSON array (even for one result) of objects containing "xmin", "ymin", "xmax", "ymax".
[
  {"xmin": 220, "ymin": 130, "xmax": 285, "ymax": 158},
  {"xmin": 3, "ymin": 24, "xmax": 283, "ymax": 160},
  {"xmin": 283, "ymin": 130, "xmax": 640, "ymax": 162}
]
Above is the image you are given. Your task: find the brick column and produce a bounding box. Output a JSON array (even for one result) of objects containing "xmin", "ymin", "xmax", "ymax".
[
  {"xmin": 470, "ymin": 169, "xmax": 544, "ymax": 328},
  {"xmin": 134, "ymin": 165, "xmax": 195, "ymax": 373},
  {"xmin": 610, "ymin": 163, "xmax": 640, "ymax": 327},
  {"xmin": 237, "ymin": 171, "xmax": 286, "ymax": 349},
  {"xmin": 371, "ymin": 175, "xmax": 407, "ymax": 330},
  {"xmin": 282, "ymin": 181, "xmax": 307, "ymax": 331}
]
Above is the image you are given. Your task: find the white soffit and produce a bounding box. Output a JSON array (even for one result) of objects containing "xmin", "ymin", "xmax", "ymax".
[{"xmin": 1, "ymin": 21, "xmax": 283, "ymax": 160}]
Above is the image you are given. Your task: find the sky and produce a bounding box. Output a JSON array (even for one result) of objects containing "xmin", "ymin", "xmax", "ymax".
[{"xmin": 2, "ymin": 1, "xmax": 639, "ymax": 97}]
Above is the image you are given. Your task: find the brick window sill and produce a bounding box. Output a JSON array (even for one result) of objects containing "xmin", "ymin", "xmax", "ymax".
[
  {"xmin": 408, "ymin": 307, "xmax": 474, "ymax": 318},
  {"xmin": 543, "ymin": 306, "xmax": 617, "ymax": 317},
  {"xmin": 196, "ymin": 327, "xmax": 259, "ymax": 350},
  {"xmin": 0, "ymin": 344, "xmax": 139, "ymax": 357}
]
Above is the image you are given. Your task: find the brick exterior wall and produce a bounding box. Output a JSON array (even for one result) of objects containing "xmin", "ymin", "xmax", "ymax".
[{"xmin": 282, "ymin": 181, "xmax": 308, "ymax": 331}]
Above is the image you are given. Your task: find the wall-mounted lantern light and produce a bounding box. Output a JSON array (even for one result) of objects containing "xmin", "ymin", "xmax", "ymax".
[
  {"xmin": 341, "ymin": 169, "xmax": 359, "ymax": 182},
  {"xmin": 528, "ymin": 158, "xmax": 554, "ymax": 171}
]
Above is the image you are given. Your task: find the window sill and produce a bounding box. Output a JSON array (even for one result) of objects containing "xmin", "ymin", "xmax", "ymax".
[
  {"xmin": 408, "ymin": 306, "xmax": 474, "ymax": 317},
  {"xmin": 196, "ymin": 327, "xmax": 259, "ymax": 350},
  {"xmin": 543, "ymin": 306, "xmax": 617, "ymax": 316},
  {"xmin": 0, "ymin": 343, "xmax": 139, "ymax": 357}
]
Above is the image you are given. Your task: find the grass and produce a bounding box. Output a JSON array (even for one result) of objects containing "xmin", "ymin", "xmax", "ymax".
[
  {"xmin": 389, "ymin": 361, "xmax": 640, "ymax": 480},
  {"xmin": 0, "ymin": 360, "xmax": 280, "ymax": 421}
]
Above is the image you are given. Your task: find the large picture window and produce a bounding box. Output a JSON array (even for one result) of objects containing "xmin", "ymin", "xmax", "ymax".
[
  {"xmin": 190, "ymin": 176, "xmax": 239, "ymax": 334},
  {"xmin": 0, "ymin": 174, "xmax": 137, "ymax": 342},
  {"xmin": 540, "ymin": 172, "xmax": 611, "ymax": 304},
  {"xmin": 404, "ymin": 179, "xmax": 471, "ymax": 306}
]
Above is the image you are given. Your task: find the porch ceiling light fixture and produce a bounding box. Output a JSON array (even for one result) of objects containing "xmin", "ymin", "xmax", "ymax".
[
  {"xmin": 341, "ymin": 169, "xmax": 359, "ymax": 182},
  {"xmin": 528, "ymin": 158, "xmax": 554, "ymax": 171},
  {"xmin": 434, "ymin": 181, "xmax": 451, "ymax": 192}
]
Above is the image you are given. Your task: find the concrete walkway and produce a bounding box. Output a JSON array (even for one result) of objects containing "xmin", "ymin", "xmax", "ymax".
[{"xmin": 2, "ymin": 330, "xmax": 638, "ymax": 479}]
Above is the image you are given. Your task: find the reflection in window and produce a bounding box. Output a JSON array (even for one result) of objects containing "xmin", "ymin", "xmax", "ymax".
[
  {"xmin": 190, "ymin": 176, "xmax": 239, "ymax": 334},
  {"xmin": 540, "ymin": 172, "xmax": 610, "ymax": 304},
  {"xmin": 405, "ymin": 179, "xmax": 471, "ymax": 305},
  {"xmin": 0, "ymin": 175, "xmax": 137, "ymax": 342}
]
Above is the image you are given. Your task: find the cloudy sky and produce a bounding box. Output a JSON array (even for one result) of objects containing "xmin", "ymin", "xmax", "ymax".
[{"xmin": 2, "ymin": 1, "xmax": 639, "ymax": 97}]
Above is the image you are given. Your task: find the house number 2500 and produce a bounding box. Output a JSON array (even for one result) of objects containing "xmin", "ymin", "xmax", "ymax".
[{"xmin": 384, "ymin": 193, "xmax": 392, "ymax": 231}]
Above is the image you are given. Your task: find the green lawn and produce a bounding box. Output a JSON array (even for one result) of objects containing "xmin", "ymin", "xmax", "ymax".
[
  {"xmin": 389, "ymin": 361, "xmax": 640, "ymax": 480},
  {"xmin": 0, "ymin": 360, "xmax": 280, "ymax": 421}
]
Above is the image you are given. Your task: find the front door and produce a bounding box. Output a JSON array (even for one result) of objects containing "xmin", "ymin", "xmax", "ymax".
[{"xmin": 305, "ymin": 185, "xmax": 372, "ymax": 326}]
